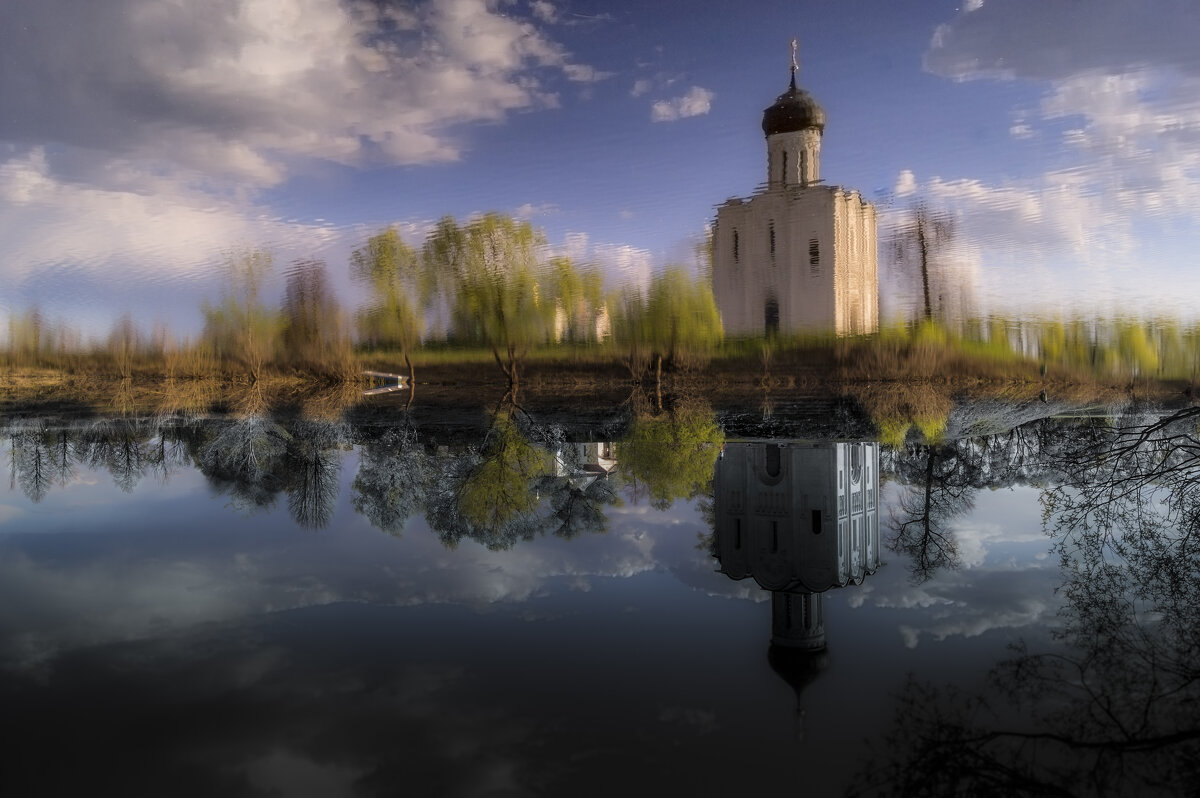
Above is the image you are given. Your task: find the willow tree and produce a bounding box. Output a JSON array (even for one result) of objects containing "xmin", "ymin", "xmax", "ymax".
[
  {"xmin": 423, "ymin": 213, "xmax": 549, "ymax": 385},
  {"xmin": 644, "ymin": 267, "xmax": 723, "ymax": 380},
  {"xmin": 352, "ymin": 227, "xmax": 427, "ymax": 384},
  {"xmin": 545, "ymin": 256, "xmax": 605, "ymax": 344},
  {"xmin": 610, "ymin": 286, "xmax": 651, "ymax": 380}
]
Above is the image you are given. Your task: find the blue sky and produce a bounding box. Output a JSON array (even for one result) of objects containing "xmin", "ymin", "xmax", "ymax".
[{"xmin": 3, "ymin": 0, "xmax": 1199, "ymax": 338}]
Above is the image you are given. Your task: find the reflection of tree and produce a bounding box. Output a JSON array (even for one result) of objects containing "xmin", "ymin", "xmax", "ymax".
[
  {"xmin": 425, "ymin": 407, "xmax": 551, "ymax": 551},
  {"xmin": 8, "ymin": 421, "xmax": 54, "ymax": 502},
  {"xmin": 198, "ymin": 416, "xmax": 291, "ymax": 513},
  {"xmin": 853, "ymin": 409, "xmax": 1200, "ymax": 797},
  {"xmin": 422, "ymin": 397, "xmax": 616, "ymax": 551},
  {"xmin": 351, "ymin": 424, "xmax": 429, "ymax": 536},
  {"xmin": 886, "ymin": 443, "xmax": 974, "ymax": 583},
  {"xmin": 616, "ymin": 401, "xmax": 723, "ymax": 510},
  {"xmin": 196, "ymin": 416, "xmax": 345, "ymax": 527},
  {"xmin": 6, "ymin": 419, "xmax": 194, "ymax": 501},
  {"xmin": 46, "ymin": 426, "xmax": 75, "ymax": 487},
  {"xmin": 76, "ymin": 419, "xmax": 156, "ymax": 493},
  {"xmin": 539, "ymin": 446, "xmax": 621, "ymax": 540},
  {"xmin": 284, "ymin": 419, "xmax": 345, "ymax": 530},
  {"xmin": 4, "ymin": 412, "xmax": 625, "ymax": 546}
]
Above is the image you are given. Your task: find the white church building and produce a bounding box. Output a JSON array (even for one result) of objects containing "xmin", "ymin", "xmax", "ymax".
[{"xmin": 712, "ymin": 56, "xmax": 879, "ymax": 337}]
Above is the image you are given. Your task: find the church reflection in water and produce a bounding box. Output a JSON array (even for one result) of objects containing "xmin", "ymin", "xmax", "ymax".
[{"xmin": 712, "ymin": 441, "xmax": 880, "ymax": 722}]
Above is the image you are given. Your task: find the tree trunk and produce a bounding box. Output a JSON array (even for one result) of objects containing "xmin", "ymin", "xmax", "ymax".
[
  {"xmin": 918, "ymin": 220, "xmax": 932, "ymax": 321},
  {"xmin": 404, "ymin": 350, "xmax": 416, "ymax": 411},
  {"xmin": 655, "ymin": 354, "xmax": 663, "ymax": 412}
]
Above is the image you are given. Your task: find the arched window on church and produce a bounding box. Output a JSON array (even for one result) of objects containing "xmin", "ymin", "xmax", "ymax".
[
  {"xmin": 765, "ymin": 296, "xmax": 779, "ymax": 337},
  {"xmin": 733, "ymin": 229, "xmax": 739, "ymax": 264},
  {"xmin": 765, "ymin": 444, "xmax": 781, "ymax": 478},
  {"xmin": 800, "ymin": 150, "xmax": 807, "ymax": 183},
  {"xmin": 781, "ymin": 151, "xmax": 788, "ymax": 184},
  {"xmin": 769, "ymin": 222, "xmax": 775, "ymax": 262},
  {"xmin": 809, "ymin": 238, "xmax": 820, "ymax": 277}
]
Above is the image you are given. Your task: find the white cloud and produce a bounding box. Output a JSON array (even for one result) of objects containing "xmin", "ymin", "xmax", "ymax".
[
  {"xmin": 559, "ymin": 232, "xmax": 656, "ymax": 291},
  {"xmin": 914, "ymin": 0, "xmax": 1200, "ymax": 316},
  {"xmin": 925, "ymin": 0, "xmax": 1200, "ymax": 83},
  {"xmin": 563, "ymin": 63, "xmax": 615, "ymax": 83},
  {"xmin": 513, "ymin": 202, "xmax": 559, "ymax": 219},
  {"xmin": 630, "ymin": 79, "xmax": 653, "ymax": 98},
  {"xmin": 0, "ymin": 0, "xmax": 610, "ymax": 331},
  {"xmin": 650, "ymin": 87, "xmax": 715, "ymax": 122},
  {"xmin": 0, "ymin": 147, "xmax": 346, "ymax": 334},
  {"xmin": 903, "ymin": 596, "xmax": 1052, "ymax": 648},
  {"xmin": 529, "ymin": 0, "xmax": 558, "ymax": 24},
  {"xmin": 1, "ymin": 0, "xmax": 598, "ymax": 189}
]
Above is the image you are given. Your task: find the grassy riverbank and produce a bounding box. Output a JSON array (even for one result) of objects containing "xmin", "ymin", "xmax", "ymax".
[{"xmin": 2, "ymin": 326, "xmax": 1189, "ymax": 424}]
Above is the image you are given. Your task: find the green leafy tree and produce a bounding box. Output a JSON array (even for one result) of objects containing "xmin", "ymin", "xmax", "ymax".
[
  {"xmin": 610, "ymin": 286, "xmax": 651, "ymax": 379},
  {"xmin": 423, "ymin": 214, "xmax": 549, "ymax": 384},
  {"xmin": 644, "ymin": 267, "xmax": 723, "ymax": 385},
  {"xmin": 352, "ymin": 227, "xmax": 427, "ymax": 383},
  {"xmin": 546, "ymin": 256, "xmax": 606, "ymax": 344}
]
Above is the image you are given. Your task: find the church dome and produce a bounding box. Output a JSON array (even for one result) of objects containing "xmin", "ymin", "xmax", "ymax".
[
  {"xmin": 762, "ymin": 75, "xmax": 826, "ymax": 136},
  {"xmin": 767, "ymin": 643, "xmax": 828, "ymax": 699}
]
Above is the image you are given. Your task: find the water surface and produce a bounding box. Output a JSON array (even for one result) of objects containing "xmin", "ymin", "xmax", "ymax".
[{"xmin": 2, "ymin": 401, "xmax": 1195, "ymax": 796}]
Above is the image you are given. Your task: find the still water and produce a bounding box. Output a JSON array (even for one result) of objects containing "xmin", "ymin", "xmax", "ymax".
[{"xmin": 2, "ymin": 399, "xmax": 1197, "ymax": 796}]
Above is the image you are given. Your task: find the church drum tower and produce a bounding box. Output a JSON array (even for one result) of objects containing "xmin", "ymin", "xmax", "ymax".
[{"xmin": 712, "ymin": 46, "xmax": 878, "ymax": 337}]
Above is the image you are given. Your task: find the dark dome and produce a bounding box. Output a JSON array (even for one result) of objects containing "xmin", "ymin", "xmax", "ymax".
[
  {"xmin": 762, "ymin": 76, "xmax": 826, "ymax": 136},
  {"xmin": 767, "ymin": 643, "xmax": 829, "ymax": 696}
]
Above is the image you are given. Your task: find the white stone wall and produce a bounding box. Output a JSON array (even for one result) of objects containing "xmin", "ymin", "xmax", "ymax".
[
  {"xmin": 713, "ymin": 185, "xmax": 877, "ymax": 337},
  {"xmin": 767, "ymin": 128, "xmax": 822, "ymax": 188}
]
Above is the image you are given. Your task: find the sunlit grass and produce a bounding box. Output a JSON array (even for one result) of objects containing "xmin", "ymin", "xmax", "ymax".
[{"xmin": 5, "ymin": 311, "xmax": 1200, "ymax": 423}]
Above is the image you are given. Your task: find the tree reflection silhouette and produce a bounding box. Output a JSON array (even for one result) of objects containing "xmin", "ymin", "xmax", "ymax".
[
  {"xmin": 6, "ymin": 418, "xmax": 191, "ymax": 501},
  {"xmin": 420, "ymin": 391, "xmax": 623, "ymax": 550},
  {"xmin": 616, "ymin": 396, "xmax": 723, "ymax": 510},
  {"xmin": 194, "ymin": 416, "xmax": 346, "ymax": 528},
  {"xmin": 283, "ymin": 419, "xmax": 345, "ymax": 530},
  {"xmin": 350, "ymin": 422, "xmax": 428, "ymax": 536},
  {"xmin": 8, "ymin": 421, "xmax": 53, "ymax": 502},
  {"xmin": 854, "ymin": 409, "xmax": 1200, "ymax": 797},
  {"xmin": 886, "ymin": 443, "xmax": 973, "ymax": 583}
]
